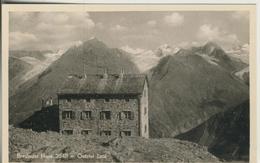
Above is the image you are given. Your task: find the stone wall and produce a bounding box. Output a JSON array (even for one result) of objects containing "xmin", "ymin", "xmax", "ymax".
[
  {"xmin": 140, "ymin": 80, "xmax": 149, "ymax": 138},
  {"xmin": 58, "ymin": 95, "xmax": 140, "ymax": 138}
]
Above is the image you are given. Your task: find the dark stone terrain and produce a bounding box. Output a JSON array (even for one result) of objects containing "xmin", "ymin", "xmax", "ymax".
[{"xmin": 9, "ymin": 126, "xmax": 220, "ymax": 162}]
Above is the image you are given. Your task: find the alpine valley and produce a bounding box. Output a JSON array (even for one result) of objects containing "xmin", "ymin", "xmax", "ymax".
[{"xmin": 9, "ymin": 38, "xmax": 249, "ymax": 162}]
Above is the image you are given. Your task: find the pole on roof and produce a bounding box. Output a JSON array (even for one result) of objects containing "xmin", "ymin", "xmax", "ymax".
[
  {"xmin": 94, "ymin": 49, "xmax": 98, "ymax": 74},
  {"xmin": 83, "ymin": 51, "xmax": 85, "ymax": 77}
]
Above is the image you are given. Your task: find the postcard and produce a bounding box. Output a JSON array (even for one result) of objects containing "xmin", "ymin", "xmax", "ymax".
[{"xmin": 2, "ymin": 4, "xmax": 256, "ymax": 163}]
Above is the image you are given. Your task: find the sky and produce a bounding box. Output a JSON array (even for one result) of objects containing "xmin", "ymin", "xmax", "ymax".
[{"xmin": 9, "ymin": 11, "xmax": 249, "ymax": 52}]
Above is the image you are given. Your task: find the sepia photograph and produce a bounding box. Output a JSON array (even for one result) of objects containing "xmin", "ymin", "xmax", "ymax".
[{"xmin": 2, "ymin": 4, "xmax": 256, "ymax": 162}]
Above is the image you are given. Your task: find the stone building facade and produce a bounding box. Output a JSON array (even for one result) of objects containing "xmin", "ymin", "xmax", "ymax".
[{"xmin": 57, "ymin": 71, "xmax": 149, "ymax": 138}]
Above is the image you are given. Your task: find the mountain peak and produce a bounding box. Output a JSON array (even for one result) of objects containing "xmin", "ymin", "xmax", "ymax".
[
  {"xmin": 86, "ymin": 37, "xmax": 101, "ymax": 43},
  {"xmin": 203, "ymin": 41, "xmax": 222, "ymax": 53},
  {"xmin": 88, "ymin": 36, "xmax": 98, "ymax": 41},
  {"xmin": 82, "ymin": 37, "xmax": 108, "ymax": 49}
]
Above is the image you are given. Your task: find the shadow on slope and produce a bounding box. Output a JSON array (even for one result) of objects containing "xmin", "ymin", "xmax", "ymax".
[
  {"xmin": 175, "ymin": 100, "xmax": 249, "ymax": 161},
  {"xmin": 18, "ymin": 105, "xmax": 59, "ymax": 132}
]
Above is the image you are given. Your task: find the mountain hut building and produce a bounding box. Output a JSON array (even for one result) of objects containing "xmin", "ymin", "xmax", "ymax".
[{"xmin": 57, "ymin": 70, "xmax": 149, "ymax": 138}]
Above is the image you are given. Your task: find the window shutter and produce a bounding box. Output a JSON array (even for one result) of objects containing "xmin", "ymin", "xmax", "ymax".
[
  {"xmin": 130, "ymin": 112, "xmax": 134, "ymax": 120},
  {"xmin": 83, "ymin": 112, "xmax": 86, "ymax": 120},
  {"xmin": 72, "ymin": 111, "xmax": 75, "ymax": 119},
  {"xmin": 62, "ymin": 112, "xmax": 65, "ymax": 119},
  {"xmin": 119, "ymin": 112, "xmax": 122, "ymax": 120}
]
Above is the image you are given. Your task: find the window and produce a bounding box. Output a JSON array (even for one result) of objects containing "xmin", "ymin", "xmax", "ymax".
[
  {"xmin": 119, "ymin": 111, "xmax": 134, "ymax": 120},
  {"xmin": 120, "ymin": 131, "xmax": 131, "ymax": 136},
  {"xmin": 84, "ymin": 98, "xmax": 91, "ymax": 102},
  {"xmin": 100, "ymin": 130, "xmax": 111, "ymax": 136},
  {"xmin": 125, "ymin": 98, "xmax": 129, "ymax": 102},
  {"xmin": 66, "ymin": 98, "xmax": 71, "ymax": 103},
  {"xmin": 144, "ymin": 107, "xmax": 147, "ymax": 115},
  {"xmin": 62, "ymin": 111, "xmax": 75, "ymax": 119},
  {"xmin": 62, "ymin": 130, "xmax": 73, "ymax": 135},
  {"xmin": 145, "ymin": 124, "xmax": 147, "ymax": 133},
  {"xmin": 100, "ymin": 111, "xmax": 111, "ymax": 120},
  {"xmin": 81, "ymin": 111, "xmax": 92, "ymax": 120},
  {"xmin": 81, "ymin": 130, "xmax": 92, "ymax": 135},
  {"xmin": 105, "ymin": 98, "xmax": 110, "ymax": 102}
]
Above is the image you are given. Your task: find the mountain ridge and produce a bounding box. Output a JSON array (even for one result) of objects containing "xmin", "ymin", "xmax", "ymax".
[
  {"xmin": 9, "ymin": 39, "xmax": 249, "ymax": 145},
  {"xmin": 175, "ymin": 100, "xmax": 249, "ymax": 161},
  {"xmin": 148, "ymin": 42, "xmax": 249, "ymax": 137},
  {"xmin": 9, "ymin": 38, "xmax": 139, "ymax": 125}
]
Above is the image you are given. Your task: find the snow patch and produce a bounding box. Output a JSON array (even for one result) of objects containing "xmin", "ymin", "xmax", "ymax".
[
  {"xmin": 20, "ymin": 50, "xmax": 64, "ymax": 82},
  {"xmin": 121, "ymin": 45, "xmax": 146, "ymax": 55},
  {"xmin": 89, "ymin": 36, "xmax": 96, "ymax": 40},
  {"xmin": 121, "ymin": 44, "xmax": 180, "ymax": 72},
  {"xmin": 198, "ymin": 54, "xmax": 219, "ymax": 66},
  {"xmin": 20, "ymin": 56, "xmax": 41, "ymax": 65},
  {"xmin": 226, "ymin": 44, "xmax": 249, "ymax": 64},
  {"xmin": 235, "ymin": 67, "xmax": 249, "ymax": 80},
  {"xmin": 133, "ymin": 50, "xmax": 160, "ymax": 72}
]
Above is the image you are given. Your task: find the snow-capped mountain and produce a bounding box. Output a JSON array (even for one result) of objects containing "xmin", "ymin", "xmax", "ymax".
[
  {"xmin": 10, "ymin": 38, "xmax": 139, "ymax": 125},
  {"xmin": 226, "ymin": 44, "xmax": 249, "ymax": 64},
  {"xmin": 9, "ymin": 50, "xmax": 65, "ymax": 96},
  {"xmin": 121, "ymin": 44, "xmax": 180, "ymax": 72}
]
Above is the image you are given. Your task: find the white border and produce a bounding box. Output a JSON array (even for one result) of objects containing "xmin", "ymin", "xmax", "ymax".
[
  {"xmin": 1, "ymin": 2, "xmax": 259, "ymax": 163},
  {"xmin": 1, "ymin": 0, "xmax": 260, "ymax": 4}
]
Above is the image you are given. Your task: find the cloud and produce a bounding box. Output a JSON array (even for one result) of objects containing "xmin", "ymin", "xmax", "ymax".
[
  {"xmin": 197, "ymin": 24, "xmax": 240, "ymax": 49},
  {"xmin": 164, "ymin": 12, "xmax": 184, "ymax": 26},
  {"xmin": 110, "ymin": 24, "xmax": 128, "ymax": 32},
  {"xmin": 35, "ymin": 13, "xmax": 95, "ymax": 34},
  {"xmin": 37, "ymin": 12, "xmax": 95, "ymax": 28},
  {"xmin": 147, "ymin": 20, "xmax": 157, "ymax": 27},
  {"xmin": 38, "ymin": 13, "xmax": 69, "ymax": 24},
  {"xmin": 121, "ymin": 45, "xmax": 146, "ymax": 54},
  {"xmin": 226, "ymin": 43, "xmax": 249, "ymax": 63},
  {"xmin": 9, "ymin": 12, "xmax": 95, "ymax": 50},
  {"xmin": 10, "ymin": 12, "xmax": 31, "ymax": 23},
  {"xmin": 241, "ymin": 43, "xmax": 249, "ymax": 52},
  {"xmin": 231, "ymin": 11, "xmax": 249, "ymax": 20},
  {"xmin": 96, "ymin": 22, "xmax": 104, "ymax": 29},
  {"xmin": 175, "ymin": 41, "xmax": 203, "ymax": 49},
  {"xmin": 10, "ymin": 32, "xmax": 38, "ymax": 50}
]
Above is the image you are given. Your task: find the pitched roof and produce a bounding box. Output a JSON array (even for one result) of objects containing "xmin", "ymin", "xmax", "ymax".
[{"xmin": 58, "ymin": 74, "xmax": 147, "ymax": 95}]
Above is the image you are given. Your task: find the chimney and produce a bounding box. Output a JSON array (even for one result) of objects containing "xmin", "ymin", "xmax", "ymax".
[
  {"xmin": 41, "ymin": 97, "xmax": 45, "ymax": 108},
  {"xmin": 120, "ymin": 68, "xmax": 124, "ymax": 78},
  {"xmin": 50, "ymin": 97, "xmax": 53, "ymax": 106},
  {"xmin": 103, "ymin": 68, "xmax": 108, "ymax": 79}
]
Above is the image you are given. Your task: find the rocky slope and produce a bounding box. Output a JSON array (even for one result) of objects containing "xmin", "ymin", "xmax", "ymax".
[
  {"xmin": 9, "ymin": 56, "xmax": 32, "ymax": 80},
  {"xmin": 192, "ymin": 42, "xmax": 246, "ymax": 72},
  {"xmin": 148, "ymin": 42, "xmax": 249, "ymax": 138},
  {"xmin": 9, "ymin": 126, "xmax": 220, "ymax": 162},
  {"xmin": 10, "ymin": 50, "xmax": 52, "ymax": 62},
  {"xmin": 9, "ymin": 38, "xmax": 139, "ymax": 125},
  {"xmin": 235, "ymin": 67, "xmax": 249, "ymax": 85},
  {"xmin": 175, "ymin": 100, "xmax": 249, "ymax": 161}
]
